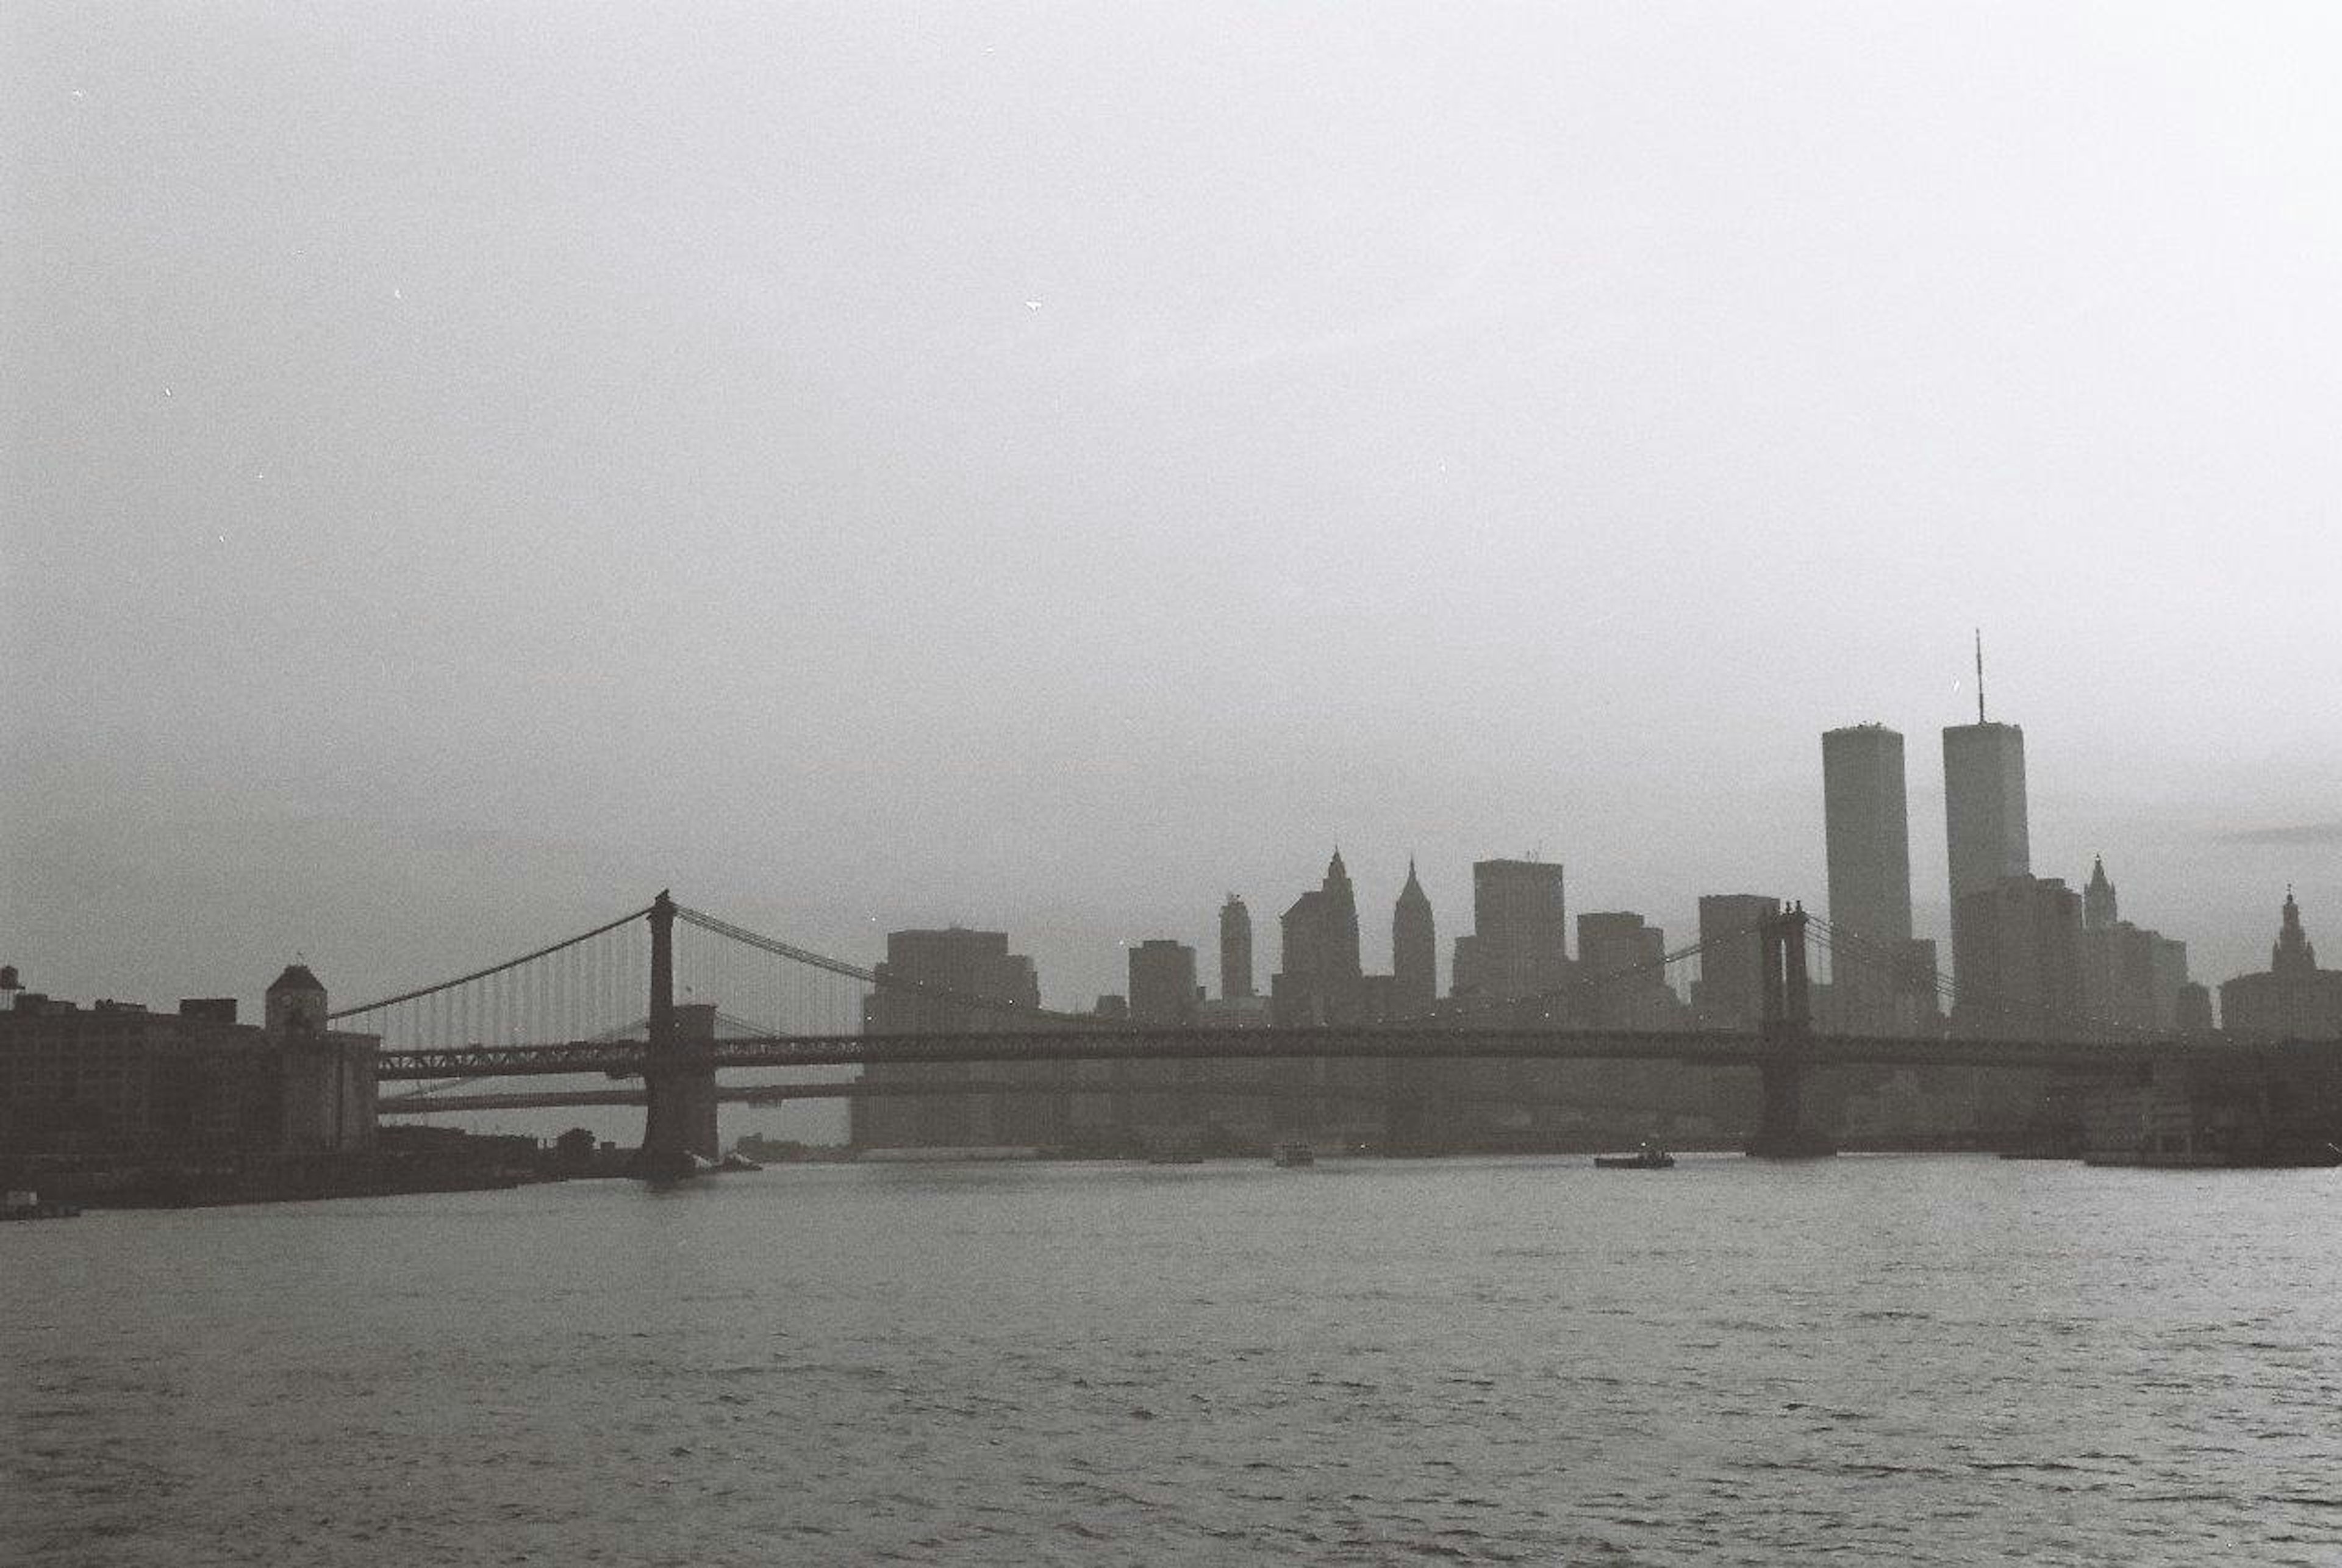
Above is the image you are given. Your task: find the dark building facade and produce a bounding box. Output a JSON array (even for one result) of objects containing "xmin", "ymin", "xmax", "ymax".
[
  {"xmin": 852, "ymin": 928, "xmax": 1046, "ymax": 1150},
  {"xmin": 2075, "ymin": 857, "xmax": 2190, "ymax": 1035},
  {"xmin": 1391, "ymin": 861, "xmax": 1436, "ymax": 1019},
  {"xmin": 1272, "ymin": 850, "xmax": 1364, "ymax": 1026},
  {"xmin": 2219, "ymin": 891, "xmax": 2342, "ymax": 1041},
  {"xmin": 0, "ymin": 965, "xmax": 376, "ymax": 1169},
  {"xmin": 1574, "ymin": 912, "xmax": 1676, "ymax": 1029},
  {"xmin": 1950, "ymin": 875, "xmax": 2084, "ymax": 1040},
  {"xmin": 1128, "ymin": 939, "xmax": 1198, "ymax": 1026},
  {"xmin": 1943, "ymin": 719, "xmax": 2031, "ymax": 1000},
  {"xmin": 1694, "ymin": 894, "xmax": 1780, "ymax": 1030},
  {"xmin": 1822, "ymin": 723, "xmax": 1923, "ymax": 1033},
  {"xmin": 1219, "ymin": 894, "xmax": 1254, "ymax": 1000},
  {"xmin": 1452, "ymin": 858, "xmax": 1569, "ymax": 1003}
]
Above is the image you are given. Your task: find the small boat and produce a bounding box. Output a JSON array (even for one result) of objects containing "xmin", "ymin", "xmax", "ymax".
[
  {"xmin": 1, "ymin": 1190, "xmax": 81, "ymax": 1222},
  {"xmin": 1594, "ymin": 1141, "xmax": 1675, "ymax": 1170},
  {"xmin": 1272, "ymin": 1142, "xmax": 1316, "ymax": 1168}
]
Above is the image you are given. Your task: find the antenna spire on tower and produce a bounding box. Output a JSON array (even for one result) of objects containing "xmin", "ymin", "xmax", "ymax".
[{"xmin": 1974, "ymin": 628, "xmax": 1986, "ymax": 724}]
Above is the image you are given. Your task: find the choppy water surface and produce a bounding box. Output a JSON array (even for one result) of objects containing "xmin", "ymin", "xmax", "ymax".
[{"xmin": 5, "ymin": 1155, "xmax": 2340, "ymax": 1566}]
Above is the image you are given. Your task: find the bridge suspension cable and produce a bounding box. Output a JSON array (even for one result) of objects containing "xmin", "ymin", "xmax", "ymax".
[
  {"xmin": 328, "ymin": 904, "xmax": 655, "ymax": 1021},
  {"xmin": 675, "ymin": 903, "xmax": 1117, "ymax": 1026}
]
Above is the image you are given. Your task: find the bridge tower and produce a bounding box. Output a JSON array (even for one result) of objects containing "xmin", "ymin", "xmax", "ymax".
[
  {"xmin": 634, "ymin": 891, "xmax": 720, "ymax": 1178},
  {"xmin": 1747, "ymin": 904, "xmax": 1836, "ymax": 1158}
]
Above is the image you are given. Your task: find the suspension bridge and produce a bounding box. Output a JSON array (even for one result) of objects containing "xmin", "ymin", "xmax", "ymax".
[{"xmin": 325, "ymin": 892, "xmax": 2287, "ymax": 1178}]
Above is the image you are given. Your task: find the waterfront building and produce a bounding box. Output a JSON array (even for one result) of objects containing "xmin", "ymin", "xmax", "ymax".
[
  {"xmin": 0, "ymin": 965, "xmax": 376, "ymax": 1167},
  {"xmin": 1219, "ymin": 895, "xmax": 1254, "ymax": 1000},
  {"xmin": 2218, "ymin": 891, "xmax": 2342, "ymax": 1041},
  {"xmin": 1822, "ymin": 723, "xmax": 1919, "ymax": 1033},
  {"xmin": 1392, "ymin": 861, "xmax": 1436, "ymax": 1019},
  {"xmin": 852, "ymin": 928, "xmax": 1046, "ymax": 1151}
]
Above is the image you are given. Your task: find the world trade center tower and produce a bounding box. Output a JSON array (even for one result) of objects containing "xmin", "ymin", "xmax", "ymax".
[
  {"xmin": 1943, "ymin": 717, "xmax": 2031, "ymax": 992},
  {"xmin": 1822, "ymin": 724, "xmax": 1916, "ymax": 1033}
]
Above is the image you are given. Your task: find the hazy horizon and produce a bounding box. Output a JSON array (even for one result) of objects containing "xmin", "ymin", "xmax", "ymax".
[{"xmin": 8, "ymin": 3, "xmax": 2340, "ymax": 1098}]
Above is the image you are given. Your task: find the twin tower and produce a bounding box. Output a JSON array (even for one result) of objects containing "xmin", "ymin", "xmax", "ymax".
[{"xmin": 1822, "ymin": 714, "xmax": 2028, "ymax": 1029}]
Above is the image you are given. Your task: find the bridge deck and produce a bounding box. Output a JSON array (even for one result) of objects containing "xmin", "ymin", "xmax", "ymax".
[{"xmin": 370, "ymin": 1025, "xmax": 2290, "ymax": 1083}]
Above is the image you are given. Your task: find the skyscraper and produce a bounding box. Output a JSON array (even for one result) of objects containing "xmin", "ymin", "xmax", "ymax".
[
  {"xmin": 1219, "ymin": 895, "xmax": 1253, "ymax": 1000},
  {"xmin": 1575, "ymin": 911, "xmax": 1673, "ymax": 1028},
  {"xmin": 1695, "ymin": 894, "xmax": 1780, "ymax": 1029},
  {"xmin": 1822, "ymin": 723, "xmax": 1916, "ymax": 1032},
  {"xmin": 1128, "ymin": 939, "xmax": 1198, "ymax": 1025},
  {"xmin": 1452, "ymin": 858, "xmax": 1568, "ymax": 1001},
  {"xmin": 2083, "ymin": 856, "xmax": 2118, "ymax": 931},
  {"xmin": 854, "ymin": 926, "xmax": 1044, "ymax": 1150},
  {"xmin": 1392, "ymin": 860, "xmax": 1436, "ymax": 1018},
  {"xmin": 1272, "ymin": 850, "xmax": 1365, "ymax": 1025},
  {"xmin": 1943, "ymin": 650, "xmax": 2030, "ymax": 1000},
  {"xmin": 1950, "ymin": 876, "xmax": 2082, "ymax": 1040}
]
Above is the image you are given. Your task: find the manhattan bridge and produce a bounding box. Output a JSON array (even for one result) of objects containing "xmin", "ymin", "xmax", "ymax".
[{"xmin": 330, "ymin": 893, "xmax": 2265, "ymax": 1179}]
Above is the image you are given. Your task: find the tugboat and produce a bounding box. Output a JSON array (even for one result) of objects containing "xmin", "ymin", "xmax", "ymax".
[
  {"xmin": 1594, "ymin": 1139, "xmax": 1675, "ymax": 1170},
  {"xmin": 1272, "ymin": 1141, "xmax": 1316, "ymax": 1168}
]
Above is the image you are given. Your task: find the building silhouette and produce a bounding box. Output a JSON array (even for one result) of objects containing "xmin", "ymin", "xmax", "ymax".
[
  {"xmin": 1272, "ymin": 850, "xmax": 1364, "ymax": 1026},
  {"xmin": 1219, "ymin": 894, "xmax": 1254, "ymax": 1000},
  {"xmin": 1943, "ymin": 718, "xmax": 2031, "ymax": 1002},
  {"xmin": 853, "ymin": 927, "xmax": 1044, "ymax": 1150},
  {"xmin": 0, "ymin": 966, "xmax": 376, "ymax": 1167},
  {"xmin": 2219, "ymin": 890, "xmax": 2342, "ymax": 1040},
  {"xmin": 1391, "ymin": 860, "xmax": 1436, "ymax": 1019},
  {"xmin": 1575, "ymin": 912, "xmax": 1674, "ymax": 1029},
  {"xmin": 2075, "ymin": 856, "xmax": 2191, "ymax": 1034},
  {"xmin": 1452, "ymin": 858, "xmax": 1569, "ymax": 1003},
  {"xmin": 1822, "ymin": 723, "xmax": 1925, "ymax": 1033},
  {"xmin": 1694, "ymin": 894, "xmax": 1780, "ymax": 1029},
  {"xmin": 1950, "ymin": 876, "xmax": 2083, "ymax": 1040},
  {"xmin": 1128, "ymin": 939, "xmax": 1199, "ymax": 1025}
]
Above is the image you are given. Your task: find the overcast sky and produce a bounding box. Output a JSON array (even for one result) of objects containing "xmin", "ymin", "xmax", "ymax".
[{"xmin": 8, "ymin": 1, "xmax": 2341, "ymax": 1127}]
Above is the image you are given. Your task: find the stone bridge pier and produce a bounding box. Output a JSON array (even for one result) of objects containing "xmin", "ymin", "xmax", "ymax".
[
  {"xmin": 634, "ymin": 892, "xmax": 720, "ymax": 1179},
  {"xmin": 1746, "ymin": 905, "xmax": 1837, "ymax": 1159}
]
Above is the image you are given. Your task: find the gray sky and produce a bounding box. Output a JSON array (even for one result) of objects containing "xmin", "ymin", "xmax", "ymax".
[{"xmin": 8, "ymin": 0, "xmax": 2341, "ymax": 1115}]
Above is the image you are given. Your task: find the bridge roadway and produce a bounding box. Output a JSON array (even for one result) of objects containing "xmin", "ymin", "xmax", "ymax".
[{"xmin": 371, "ymin": 1024, "xmax": 2279, "ymax": 1083}]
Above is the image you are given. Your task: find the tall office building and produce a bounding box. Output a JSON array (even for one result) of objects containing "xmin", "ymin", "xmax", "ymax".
[
  {"xmin": 2083, "ymin": 856, "xmax": 2118, "ymax": 931},
  {"xmin": 1272, "ymin": 850, "xmax": 1365, "ymax": 1025},
  {"xmin": 854, "ymin": 927, "xmax": 1044, "ymax": 1150},
  {"xmin": 1575, "ymin": 911, "xmax": 1673, "ymax": 1028},
  {"xmin": 1696, "ymin": 894, "xmax": 1781, "ymax": 1029},
  {"xmin": 1219, "ymin": 895, "xmax": 1254, "ymax": 1000},
  {"xmin": 1943, "ymin": 648, "xmax": 2030, "ymax": 1003},
  {"xmin": 1950, "ymin": 876, "xmax": 2083, "ymax": 1040},
  {"xmin": 1392, "ymin": 861, "xmax": 1436, "ymax": 1018},
  {"xmin": 2075, "ymin": 856, "xmax": 2191, "ymax": 1034},
  {"xmin": 1452, "ymin": 858, "xmax": 1569, "ymax": 1001},
  {"xmin": 1822, "ymin": 724, "xmax": 1917, "ymax": 1032},
  {"xmin": 1128, "ymin": 939, "xmax": 1198, "ymax": 1026}
]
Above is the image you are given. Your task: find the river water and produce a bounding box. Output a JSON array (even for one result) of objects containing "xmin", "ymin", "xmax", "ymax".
[{"xmin": 4, "ymin": 1155, "xmax": 2338, "ymax": 1566}]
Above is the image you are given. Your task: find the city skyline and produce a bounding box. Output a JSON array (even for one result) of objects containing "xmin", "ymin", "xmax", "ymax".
[
  {"xmin": 8, "ymin": 3, "xmax": 2341, "ymax": 1061},
  {"xmin": 9, "ymin": 689, "xmax": 2324, "ymax": 1029}
]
